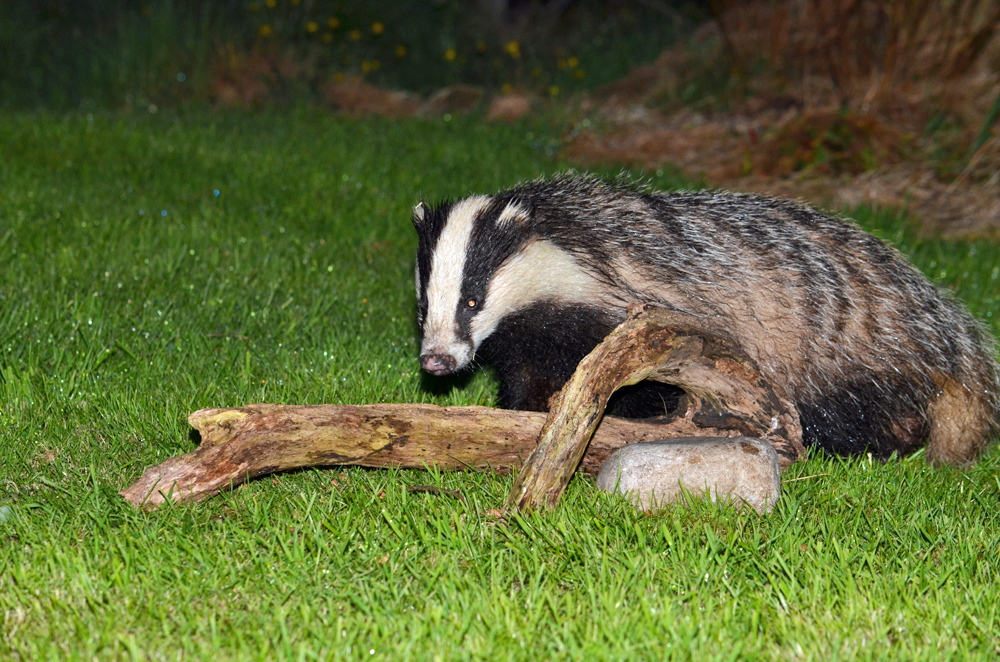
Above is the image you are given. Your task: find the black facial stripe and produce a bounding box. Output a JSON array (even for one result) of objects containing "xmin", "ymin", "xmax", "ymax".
[
  {"xmin": 414, "ymin": 200, "xmax": 453, "ymax": 305},
  {"xmin": 453, "ymin": 198, "xmax": 536, "ymax": 338}
]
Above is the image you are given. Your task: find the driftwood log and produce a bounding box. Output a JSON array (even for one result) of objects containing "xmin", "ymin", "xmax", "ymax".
[
  {"xmin": 122, "ymin": 405, "xmax": 706, "ymax": 509},
  {"xmin": 120, "ymin": 305, "xmax": 804, "ymax": 511}
]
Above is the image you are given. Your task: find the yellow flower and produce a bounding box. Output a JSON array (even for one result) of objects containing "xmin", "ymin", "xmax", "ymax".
[
  {"xmin": 371, "ymin": 22, "xmax": 384, "ymax": 36},
  {"xmin": 306, "ymin": 21, "xmax": 318, "ymax": 33},
  {"xmin": 504, "ymin": 40, "xmax": 521, "ymax": 59},
  {"xmin": 574, "ymin": 68, "xmax": 585, "ymax": 79},
  {"xmin": 567, "ymin": 56, "xmax": 579, "ymax": 68},
  {"xmin": 395, "ymin": 44, "xmax": 407, "ymax": 58},
  {"xmin": 258, "ymin": 24, "xmax": 273, "ymax": 36},
  {"xmin": 361, "ymin": 60, "xmax": 372, "ymax": 73},
  {"xmin": 549, "ymin": 85, "xmax": 559, "ymax": 97},
  {"xmin": 291, "ymin": 0, "xmax": 300, "ymax": 4},
  {"xmin": 501, "ymin": 83, "xmax": 513, "ymax": 94},
  {"xmin": 327, "ymin": 17, "xmax": 340, "ymax": 29},
  {"xmin": 445, "ymin": 48, "xmax": 457, "ymax": 62},
  {"xmin": 349, "ymin": 29, "xmax": 361, "ymax": 41},
  {"xmin": 557, "ymin": 59, "xmax": 566, "ymax": 70},
  {"xmin": 333, "ymin": 72, "xmax": 345, "ymax": 83},
  {"xmin": 265, "ymin": 0, "xmax": 276, "ymax": 8},
  {"xmin": 531, "ymin": 66, "xmax": 541, "ymax": 78},
  {"xmin": 321, "ymin": 32, "xmax": 333, "ymax": 43}
]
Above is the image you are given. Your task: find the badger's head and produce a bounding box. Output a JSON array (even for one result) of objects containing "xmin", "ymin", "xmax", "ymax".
[
  {"xmin": 412, "ymin": 193, "xmax": 600, "ymax": 377},
  {"xmin": 412, "ymin": 195, "xmax": 533, "ymax": 375},
  {"xmin": 413, "ymin": 192, "xmax": 601, "ymax": 375}
]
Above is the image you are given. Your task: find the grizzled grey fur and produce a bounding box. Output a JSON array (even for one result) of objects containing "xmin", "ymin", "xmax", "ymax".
[{"xmin": 413, "ymin": 175, "xmax": 1000, "ymax": 465}]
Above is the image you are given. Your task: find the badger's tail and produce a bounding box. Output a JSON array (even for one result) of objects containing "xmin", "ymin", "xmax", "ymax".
[{"xmin": 926, "ymin": 329, "xmax": 1000, "ymax": 466}]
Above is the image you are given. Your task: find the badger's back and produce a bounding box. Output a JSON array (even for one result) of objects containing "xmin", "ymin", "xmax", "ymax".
[{"xmin": 414, "ymin": 175, "xmax": 1000, "ymax": 465}]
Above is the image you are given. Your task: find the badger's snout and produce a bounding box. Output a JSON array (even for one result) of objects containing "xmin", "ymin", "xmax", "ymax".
[{"xmin": 420, "ymin": 353, "xmax": 458, "ymax": 376}]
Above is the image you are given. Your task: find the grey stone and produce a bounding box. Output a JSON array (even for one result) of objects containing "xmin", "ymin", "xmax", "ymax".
[{"xmin": 596, "ymin": 437, "xmax": 781, "ymax": 514}]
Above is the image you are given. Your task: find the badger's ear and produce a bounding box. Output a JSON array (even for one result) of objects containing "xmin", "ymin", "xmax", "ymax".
[
  {"xmin": 496, "ymin": 198, "xmax": 532, "ymax": 227},
  {"xmin": 412, "ymin": 201, "xmax": 428, "ymax": 228}
]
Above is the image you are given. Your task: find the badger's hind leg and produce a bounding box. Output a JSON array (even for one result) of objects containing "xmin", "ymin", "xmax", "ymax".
[
  {"xmin": 796, "ymin": 377, "xmax": 931, "ymax": 460},
  {"xmin": 798, "ymin": 371, "xmax": 996, "ymax": 465},
  {"xmin": 926, "ymin": 378, "xmax": 995, "ymax": 466}
]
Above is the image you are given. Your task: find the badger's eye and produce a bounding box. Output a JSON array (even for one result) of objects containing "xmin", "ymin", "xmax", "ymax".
[{"xmin": 466, "ymin": 298, "xmax": 478, "ymax": 309}]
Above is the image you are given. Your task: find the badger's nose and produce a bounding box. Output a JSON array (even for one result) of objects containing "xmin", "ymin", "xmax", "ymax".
[{"xmin": 421, "ymin": 353, "xmax": 457, "ymax": 376}]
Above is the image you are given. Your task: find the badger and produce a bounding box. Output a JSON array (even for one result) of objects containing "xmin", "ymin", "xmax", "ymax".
[{"xmin": 412, "ymin": 175, "xmax": 999, "ymax": 465}]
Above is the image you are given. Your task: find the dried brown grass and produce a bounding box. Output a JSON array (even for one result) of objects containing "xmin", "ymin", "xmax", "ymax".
[
  {"xmin": 569, "ymin": 0, "xmax": 1000, "ymax": 238},
  {"xmin": 712, "ymin": 0, "xmax": 1000, "ymax": 118}
]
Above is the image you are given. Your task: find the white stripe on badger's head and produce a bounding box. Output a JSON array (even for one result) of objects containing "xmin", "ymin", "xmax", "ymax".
[
  {"xmin": 419, "ymin": 195, "xmax": 491, "ymax": 371},
  {"xmin": 469, "ymin": 240, "xmax": 602, "ymax": 347},
  {"xmin": 414, "ymin": 261, "xmax": 421, "ymax": 307}
]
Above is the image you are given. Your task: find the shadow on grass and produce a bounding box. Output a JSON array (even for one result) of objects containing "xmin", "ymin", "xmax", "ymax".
[{"xmin": 419, "ymin": 369, "xmax": 476, "ymax": 400}]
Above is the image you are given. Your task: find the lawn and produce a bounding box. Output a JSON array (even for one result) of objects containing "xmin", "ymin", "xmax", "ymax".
[{"xmin": 1, "ymin": 110, "xmax": 999, "ymax": 661}]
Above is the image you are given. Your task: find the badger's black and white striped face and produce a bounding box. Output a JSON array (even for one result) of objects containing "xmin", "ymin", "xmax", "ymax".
[{"xmin": 412, "ymin": 193, "xmax": 601, "ymax": 376}]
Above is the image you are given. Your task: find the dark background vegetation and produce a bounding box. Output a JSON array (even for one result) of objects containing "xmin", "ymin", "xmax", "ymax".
[
  {"xmin": 5, "ymin": 0, "xmax": 998, "ymax": 117},
  {"xmin": 1, "ymin": 0, "xmax": 702, "ymax": 109}
]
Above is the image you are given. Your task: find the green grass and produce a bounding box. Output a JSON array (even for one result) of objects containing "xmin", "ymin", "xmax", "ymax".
[{"xmin": 1, "ymin": 110, "xmax": 999, "ymax": 661}]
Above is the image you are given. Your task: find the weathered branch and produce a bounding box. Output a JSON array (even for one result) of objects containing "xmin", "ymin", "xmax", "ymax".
[
  {"xmin": 506, "ymin": 304, "xmax": 803, "ymax": 512},
  {"xmin": 121, "ymin": 404, "xmax": 725, "ymax": 510}
]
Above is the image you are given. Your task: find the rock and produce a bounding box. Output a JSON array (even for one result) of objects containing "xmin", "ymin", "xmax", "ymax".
[{"xmin": 596, "ymin": 437, "xmax": 781, "ymax": 514}]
